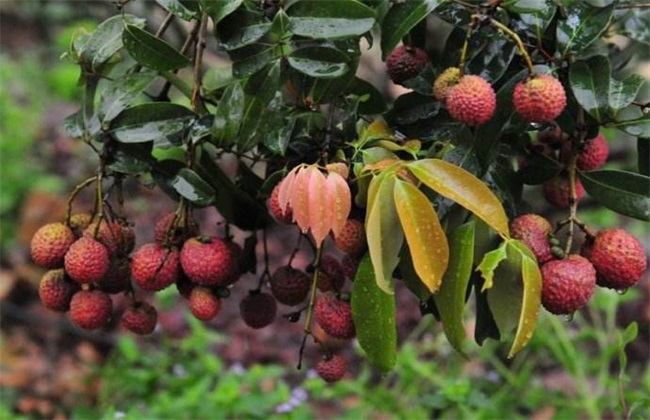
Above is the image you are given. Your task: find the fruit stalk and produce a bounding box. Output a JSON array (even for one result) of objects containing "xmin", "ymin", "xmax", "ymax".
[
  {"xmin": 65, "ymin": 176, "xmax": 98, "ymax": 226},
  {"xmin": 489, "ymin": 18, "xmax": 534, "ymax": 74},
  {"xmin": 297, "ymin": 245, "xmax": 323, "ymax": 369},
  {"xmin": 191, "ymin": 12, "xmax": 209, "ymax": 115},
  {"xmin": 458, "ymin": 15, "xmax": 479, "ymax": 77}
]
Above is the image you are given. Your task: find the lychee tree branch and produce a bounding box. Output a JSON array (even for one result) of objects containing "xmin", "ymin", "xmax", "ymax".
[
  {"xmin": 297, "ymin": 245, "xmax": 323, "ymax": 369},
  {"xmin": 489, "ymin": 18, "xmax": 535, "ymax": 74},
  {"xmin": 458, "ymin": 15, "xmax": 479, "ymax": 77},
  {"xmin": 65, "ymin": 176, "xmax": 98, "ymax": 226}
]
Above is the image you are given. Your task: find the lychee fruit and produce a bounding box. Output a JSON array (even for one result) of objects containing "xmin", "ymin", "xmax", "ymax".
[
  {"xmin": 446, "ymin": 75, "xmax": 496, "ymax": 126},
  {"xmin": 316, "ymin": 255, "xmax": 345, "ymax": 292},
  {"xmin": 83, "ymin": 220, "xmax": 127, "ymax": 256},
  {"xmin": 99, "ymin": 258, "xmax": 131, "ymax": 294},
  {"xmin": 316, "ymin": 354, "xmax": 347, "ymax": 383},
  {"xmin": 131, "ymin": 243, "xmax": 180, "ymax": 292},
  {"xmin": 240, "ymin": 291, "xmax": 277, "ymax": 329},
  {"xmin": 314, "ymin": 293, "xmax": 355, "ymax": 339},
  {"xmin": 341, "ymin": 254, "xmax": 360, "ymax": 281},
  {"xmin": 333, "ymin": 219, "xmax": 367, "ymax": 257},
  {"xmin": 386, "ymin": 45, "xmax": 429, "ymax": 85},
  {"xmin": 542, "ymin": 176, "xmax": 585, "ymax": 209},
  {"xmin": 510, "ymin": 214, "xmax": 554, "ymax": 264},
  {"xmin": 121, "ymin": 301, "xmax": 157, "ymax": 335},
  {"xmin": 583, "ymin": 229, "xmax": 647, "ymax": 290},
  {"xmin": 38, "ymin": 269, "xmax": 79, "ymax": 312},
  {"xmin": 541, "ymin": 255, "xmax": 596, "ymax": 315},
  {"xmin": 154, "ymin": 212, "xmax": 199, "ymax": 246},
  {"xmin": 64, "ymin": 237, "xmax": 111, "ymax": 284},
  {"xmin": 180, "ymin": 237, "xmax": 236, "ymax": 286},
  {"xmin": 269, "ymin": 266, "xmax": 311, "ymax": 306},
  {"xmin": 69, "ymin": 289, "xmax": 113, "ymax": 330},
  {"xmin": 576, "ymin": 133, "xmax": 609, "ymax": 171},
  {"xmin": 513, "ymin": 74, "xmax": 566, "ymax": 123},
  {"xmin": 68, "ymin": 213, "xmax": 92, "ymax": 237},
  {"xmin": 188, "ymin": 287, "xmax": 221, "ymax": 321},
  {"xmin": 30, "ymin": 222, "xmax": 76, "ymax": 269},
  {"xmin": 433, "ymin": 67, "xmax": 461, "ymax": 101},
  {"xmin": 268, "ymin": 183, "xmax": 293, "ymax": 224}
]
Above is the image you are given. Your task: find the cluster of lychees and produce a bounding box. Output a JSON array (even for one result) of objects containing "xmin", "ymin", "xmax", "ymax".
[{"xmin": 511, "ymin": 214, "xmax": 647, "ymax": 315}]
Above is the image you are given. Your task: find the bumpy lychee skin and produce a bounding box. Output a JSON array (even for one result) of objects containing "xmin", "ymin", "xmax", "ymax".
[
  {"xmin": 334, "ymin": 219, "xmax": 367, "ymax": 257},
  {"xmin": 542, "ymin": 176, "xmax": 585, "ymax": 209},
  {"xmin": 30, "ymin": 222, "xmax": 76, "ymax": 269},
  {"xmin": 38, "ymin": 269, "xmax": 79, "ymax": 312},
  {"xmin": 188, "ymin": 287, "xmax": 221, "ymax": 321},
  {"xmin": 316, "ymin": 354, "xmax": 347, "ymax": 383},
  {"xmin": 433, "ymin": 67, "xmax": 461, "ymax": 101},
  {"xmin": 99, "ymin": 258, "xmax": 131, "ymax": 294},
  {"xmin": 83, "ymin": 221, "xmax": 127, "ymax": 256},
  {"xmin": 154, "ymin": 213, "xmax": 199, "ymax": 246},
  {"xmin": 386, "ymin": 45, "xmax": 429, "ymax": 85},
  {"xmin": 541, "ymin": 255, "xmax": 596, "ymax": 315},
  {"xmin": 341, "ymin": 255, "xmax": 360, "ymax": 281},
  {"xmin": 240, "ymin": 292, "xmax": 277, "ymax": 329},
  {"xmin": 180, "ymin": 237, "xmax": 236, "ymax": 286},
  {"xmin": 577, "ymin": 133, "xmax": 609, "ymax": 171},
  {"xmin": 68, "ymin": 213, "xmax": 92, "ymax": 237},
  {"xmin": 314, "ymin": 293, "xmax": 355, "ymax": 339},
  {"xmin": 121, "ymin": 302, "xmax": 157, "ymax": 335},
  {"xmin": 69, "ymin": 290, "xmax": 113, "ymax": 330},
  {"xmin": 316, "ymin": 256, "xmax": 345, "ymax": 292},
  {"xmin": 585, "ymin": 229, "xmax": 647, "ymax": 290},
  {"xmin": 446, "ymin": 75, "xmax": 496, "ymax": 126},
  {"xmin": 513, "ymin": 74, "xmax": 566, "ymax": 123},
  {"xmin": 64, "ymin": 237, "xmax": 111, "ymax": 284},
  {"xmin": 510, "ymin": 214, "xmax": 554, "ymax": 264},
  {"xmin": 269, "ymin": 266, "xmax": 311, "ymax": 306},
  {"xmin": 131, "ymin": 243, "xmax": 180, "ymax": 292},
  {"xmin": 268, "ymin": 183, "xmax": 293, "ymax": 224}
]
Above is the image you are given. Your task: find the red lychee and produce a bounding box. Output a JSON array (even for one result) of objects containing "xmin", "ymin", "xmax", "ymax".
[
  {"xmin": 314, "ymin": 293, "xmax": 355, "ymax": 339},
  {"xmin": 180, "ymin": 237, "xmax": 236, "ymax": 286},
  {"xmin": 269, "ymin": 266, "xmax": 311, "ymax": 306},
  {"xmin": 121, "ymin": 301, "xmax": 158, "ymax": 335},
  {"xmin": 30, "ymin": 222, "xmax": 76, "ymax": 269},
  {"xmin": 38, "ymin": 269, "xmax": 79, "ymax": 312},
  {"xmin": 69, "ymin": 289, "xmax": 113, "ymax": 330},
  {"xmin": 433, "ymin": 67, "xmax": 461, "ymax": 101},
  {"xmin": 68, "ymin": 213, "xmax": 92, "ymax": 237},
  {"xmin": 577, "ymin": 133, "xmax": 609, "ymax": 171},
  {"xmin": 240, "ymin": 291, "xmax": 277, "ymax": 329},
  {"xmin": 446, "ymin": 75, "xmax": 496, "ymax": 126},
  {"xmin": 583, "ymin": 229, "xmax": 647, "ymax": 290},
  {"xmin": 386, "ymin": 45, "xmax": 429, "ymax": 85},
  {"xmin": 131, "ymin": 243, "xmax": 180, "ymax": 292},
  {"xmin": 541, "ymin": 255, "xmax": 596, "ymax": 315},
  {"xmin": 334, "ymin": 219, "xmax": 367, "ymax": 257},
  {"xmin": 510, "ymin": 214, "xmax": 554, "ymax": 264},
  {"xmin": 64, "ymin": 237, "xmax": 111, "ymax": 284},
  {"xmin": 513, "ymin": 74, "xmax": 566, "ymax": 123},
  {"xmin": 268, "ymin": 183, "xmax": 293, "ymax": 224},
  {"xmin": 154, "ymin": 212, "xmax": 199, "ymax": 246},
  {"xmin": 83, "ymin": 220, "xmax": 129, "ymax": 256},
  {"xmin": 99, "ymin": 258, "xmax": 131, "ymax": 294},
  {"xmin": 341, "ymin": 254, "xmax": 360, "ymax": 281},
  {"xmin": 316, "ymin": 255, "xmax": 345, "ymax": 292},
  {"xmin": 316, "ymin": 354, "xmax": 347, "ymax": 383},
  {"xmin": 542, "ymin": 176, "xmax": 585, "ymax": 209},
  {"xmin": 188, "ymin": 287, "xmax": 221, "ymax": 321}
]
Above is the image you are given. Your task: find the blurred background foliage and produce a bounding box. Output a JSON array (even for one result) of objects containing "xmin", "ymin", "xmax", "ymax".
[{"xmin": 0, "ymin": 1, "xmax": 648, "ymax": 419}]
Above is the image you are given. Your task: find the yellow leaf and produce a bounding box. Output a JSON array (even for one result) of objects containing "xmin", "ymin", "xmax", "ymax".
[
  {"xmin": 408, "ymin": 159, "xmax": 510, "ymax": 239},
  {"xmin": 325, "ymin": 172, "xmax": 351, "ymax": 237},
  {"xmin": 393, "ymin": 179, "xmax": 449, "ymax": 293},
  {"xmin": 362, "ymin": 119, "xmax": 394, "ymax": 143},
  {"xmin": 308, "ymin": 169, "xmax": 329, "ymax": 246}
]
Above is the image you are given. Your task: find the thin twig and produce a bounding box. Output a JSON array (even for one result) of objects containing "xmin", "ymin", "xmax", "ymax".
[{"xmin": 297, "ymin": 246, "xmax": 323, "ymax": 369}]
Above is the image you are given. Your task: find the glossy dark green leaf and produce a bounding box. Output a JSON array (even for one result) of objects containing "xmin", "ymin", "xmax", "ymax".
[
  {"xmin": 269, "ymin": 9, "xmax": 292, "ymax": 43},
  {"xmin": 188, "ymin": 114, "xmax": 213, "ymax": 144},
  {"xmin": 569, "ymin": 56, "xmax": 610, "ymax": 123},
  {"xmin": 151, "ymin": 159, "xmax": 185, "ymax": 201},
  {"xmin": 503, "ymin": 0, "xmax": 549, "ymax": 13},
  {"xmin": 238, "ymin": 93, "xmax": 284, "ymax": 152},
  {"xmin": 380, "ymin": 0, "xmax": 441, "ymax": 59},
  {"xmin": 620, "ymin": 9, "xmax": 650, "ymax": 45},
  {"xmin": 107, "ymin": 142, "xmax": 154, "ymax": 175},
  {"xmin": 200, "ymin": 0, "xmax": 242, "ymax": 24},
  {"xmin": 351, "ymin": 255, "xmax": 397, "ymax": 373},
  {"xmin": 245, "ymin": 60, "xmax": 282, "ymax": 105},
  {"xmin": 347, "ymin": 77, "xmax": 387, "ymax": 114},
  {"xmin": 517, "ymin": 149, "xmax": 563, "ymax": 185},
  {"xmin": 212, "ymin": 83, "xmax": 245, "ymax": 146},
  {"xmin": 99, "ymin": 72, "xmax": 156, "ymax": 123},
  {"xmin": 433, "ymin": 221, "xmax": 475, "ymax": 357},
  {"xmin": 156, "ymin": 0, "xmax": 197, "ymax": 20},
  {"xmin": 80, "ymin": 15, "xmax": 144, "ymax": 72},
  {"xmin": 609, "ymin": 74, "xmax": 645, "ymax": 113},
  {"xmin": 217, "ymin": 9, "xmax": 270, "ymax": 50},
  {"xmin": 63, "ymin": 111, "xmax": 85, "ymax": 139},
  {"xmin": 557, "ymin": 2, "xmax": 614, "ymax": 57},
  {"xmin": 230, "ymin": 44, "xmax": 276, "ymax": 79},
  {"xmin": 287, "ymin": 0, "xmax": 375, "ymax": 39},
  {"xmin": 466, "ymin": 32, "xmax": 516, "ymax": 84},
  {"xmin": 171, "ymin": 168, "xmax": 215, "ymax": 206},
  {"xmin": 638, "ymin": 138, "xmax": 650, "ymax": 176},
  {"xmin": 486, "ymin": 245, "xmax": 522, "ymax": 342},
  {"xmin": 611, "ymin": 114, "xmax": 650, "ymax": 138},
  {"xmin": 389, "ymin": 92, "xmax": 441, "ymax": 125},
  {"xmin": 263, "ymin": 114, "xmax": 295, "ymax": 156},
  {"xmin": 510, "ymin": 2, "xmax": 556, "ymax": 43},
  {"xmin": 123, "ymin": 24, "xmax": 191, "ymax": 71},
  {"xmin": 287, "ymin": 47, "xmax": 350, "ymax": 79},
  {"xmin": 579, "ymin": 170, "xmax": 650, "ymax": 221},
  {"xmin": 109, "ymin": 103, "xmax": 195, "ymax": 144}
]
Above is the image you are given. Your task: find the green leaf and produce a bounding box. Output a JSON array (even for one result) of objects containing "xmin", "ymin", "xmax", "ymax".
[
  {"xmin": 365, "ymin": 173, "xmax": 403, "ymax": 294},
  {"xmin": 486, "ymin": 245, "xmax": 522, "ymax": 344},
  {"xmin": 79, "ymin": 15, "xmax": 144, "ymax": 72},
  {"xmin": 408, "ymin": 159, "xmax": 510, "ymax": 238},
  {"xmin": 216, "ymin": 9, "xmax": 270, "ymax": 50},
  {"xmin": 230, "ymin": 44, "xmax": 276, "ymax": 79},
  {"xmin": 517, "ymin": 148, "xmax": 563, "ymax": 185},
  {"xmin": 287, "ymin": 0, "xmax": 375, "ymax": 40},
  {"xmin": 347, "ymin": 77, "xmax": 387, "ymax": 114},
  {"xmin": 620, "ymin": 9, "xmax": 650, "ymax": 45},
  {"xmin": 156, "ymin": 0, "xmax": 198, "ymax": 20},
  {"xmin": 99, "ymin": 72, "xmax": 156, "ymax": 123},
  {"xmin": 109, "ymin": 103, "xmax": 195, "ymax": 144},
  {"xmin": 212, "ymin": 83, "xmax": 245, "ymax": 146},
  {"xmin": 638, "ymin": 138, "xmax": 650, "ymax": 176},
  {"xmin": 200, "ymin": 0, "xmax": 242, "ymax": 24},
  {"xmin": 569, "ymin": 56, "xmax": 610, "ymax": 123},
  {"xmin": 394, "ymin": 179, "xmax": 448, "ymax": 293},
  {"xmin": 476, "ymin": 241, "xmax": 508, "ymax": 291},
  {"xmin": 380, "ymin": 0, "xmax": 441, "ymax": 59},
  {"xmin": 388, "ymin": 92, "xmax": 441, "ymax": 125},
  {"xmin": 433, "ymin": 221, "xmax": 475, "ymax": 357},
  {"xmin": 610, "ymin": 114, "xmax": 650, "ymax": 137},
  {"xmin": 171, "ymin": 168, "xmax": 215, "ymax": 206},
  {"xmin": 557, "ymin": 2, "xmax": 614, "ymax": 58},
  {"xmin": 107, "ymin": 142, "xmax": 154, "ymax": 175},
  {"xmin": 474, "ymin": 275, "xmax": 500, "ymax": 345},
  {"xmin": 351, "ymin": 255, "xmax": 397, "ymax": 373},
  {"xmin": 245, "ymin": 60, "xmax": 282, "ymax": 105},
  {"xmin": 238, "ymin": 93, "xmax": 283, "ymax": 152},
  {"xmin": 287, "ymin": 47, "xmax": 350, "ymax": 79},
  {"xmin": 609, "ymin": 74, "xmax": 645, "ymax": 113},
  {"xmin": 579, "ymin": 170, "xmax": 650, "ymax": 221},
  {"xmin": 466, "ymin": 32, "xmax": 516, "ymax": 84},
  {"xmin": 618, "ymin": 322, "xmax": 638, "ymax": 382},
  {"xmin": 122, "ymin": 24, "xmax": 191, "ymax": 71}
]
